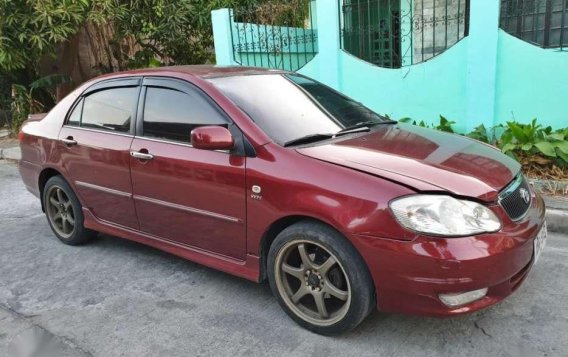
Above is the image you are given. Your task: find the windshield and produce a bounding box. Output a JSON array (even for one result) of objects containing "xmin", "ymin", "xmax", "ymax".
[{"xmin": 207, "ymin": 74, "xmax": 390, "ymax": 145}]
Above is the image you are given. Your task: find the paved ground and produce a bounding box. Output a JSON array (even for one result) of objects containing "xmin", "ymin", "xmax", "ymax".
[{"xmin": 0, "ymin": 160, "xmax": 567, "ymax": 357}]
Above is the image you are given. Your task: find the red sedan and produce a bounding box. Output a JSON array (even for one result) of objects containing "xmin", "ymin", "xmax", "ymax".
[{"xmin": 18, "ymin": 66, "xmax": 547, "ymax": 335}]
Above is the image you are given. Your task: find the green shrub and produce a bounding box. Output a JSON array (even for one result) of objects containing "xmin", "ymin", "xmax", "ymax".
[
  {"xmin": 500, "ymin": 119, "xmax": 568, "ymax": 166},
  {"xmin": 399, "ymin": 115, "xmax": 456, "ymax": 133}
]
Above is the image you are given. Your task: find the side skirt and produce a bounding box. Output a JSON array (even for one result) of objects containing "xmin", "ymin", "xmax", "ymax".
[{"xmin": 82, "ymin": 207, "xmax": 261, "ymax": 282}]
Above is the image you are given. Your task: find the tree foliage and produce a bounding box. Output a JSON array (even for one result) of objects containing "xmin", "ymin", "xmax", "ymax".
[
  {"xmin": 0, "ymin": 0, "xmax": 259, "ymax": 73},
  {"xmin": 113, "ymin": 0, "xmax": 261, "ymax": 67},
  {"xmin": 0, "ymin": 0, "xmax": 277, "ymax": 134},
  {"xmin": 0, "ymin": 0, "xmax": 91, "ymax": 72}
]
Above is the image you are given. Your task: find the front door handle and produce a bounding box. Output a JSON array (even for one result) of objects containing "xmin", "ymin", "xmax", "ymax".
[
  {"xmin": 130, "ymin": 151, "xmax": 154, "ymax": 160},
  {"xmin": 61, "ymin": 137, "xmax": 77, "ymax": 146}
]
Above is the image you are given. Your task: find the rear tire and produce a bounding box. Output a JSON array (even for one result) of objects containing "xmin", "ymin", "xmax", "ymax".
[
  {"xmin": 42, "ymin": 176, "xmax": 97, "ymax": 245},
  {"xmin": 267, "ymin": 220, "xmax": 375, "ymax": 335}
]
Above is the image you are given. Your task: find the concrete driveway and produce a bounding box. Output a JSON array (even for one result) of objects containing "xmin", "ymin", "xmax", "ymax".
[{"xmin": 0, "ymin": 160, "xmax": 567, "ymax": 357}]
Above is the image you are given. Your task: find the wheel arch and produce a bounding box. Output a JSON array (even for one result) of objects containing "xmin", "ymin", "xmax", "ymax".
[
  {"xmin": 258, "ymin": 215, "xmax": 364, "ymax": 283},
  {"xmin": 38, "ymin": 167, "xmax": 64, "ymax": 211}
]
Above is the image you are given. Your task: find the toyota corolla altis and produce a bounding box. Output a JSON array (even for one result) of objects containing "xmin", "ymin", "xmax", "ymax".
[{"xmin": 18, "ymin": 66, "xmax": 547, "ymax": 334}]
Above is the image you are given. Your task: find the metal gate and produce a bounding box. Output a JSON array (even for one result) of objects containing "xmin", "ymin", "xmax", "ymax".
[{"xmin": 230, "ymin": 1, "xmax": 318, "ymax": 71}]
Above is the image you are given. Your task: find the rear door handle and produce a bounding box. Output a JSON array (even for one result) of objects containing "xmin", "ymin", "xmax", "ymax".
[
  {"xmin": 130, "ymin": 151, "xmax": 154, "ymax": 160},
  {"xmin": 61, "ymin": 137, "xmax": 77, "ymax": 146}
]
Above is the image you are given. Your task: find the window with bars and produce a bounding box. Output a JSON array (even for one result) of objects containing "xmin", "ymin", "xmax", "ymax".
[
  {"xmin": 340, "ymin": 0, "xmax": 470, "ymax": 68},
  {"xmin": 500, "ymin": 0, "xmax": 568, "ymax": 49}
]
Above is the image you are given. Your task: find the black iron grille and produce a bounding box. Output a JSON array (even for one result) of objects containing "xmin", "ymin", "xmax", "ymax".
[{"xmin": 499, "ymin": 175, "xmax": 531, "ymax": 221}]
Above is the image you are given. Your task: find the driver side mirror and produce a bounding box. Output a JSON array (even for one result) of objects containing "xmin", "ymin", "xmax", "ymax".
[{"xmin": 191, "ymin": 126, "xmax": 234, "ymax": 151}]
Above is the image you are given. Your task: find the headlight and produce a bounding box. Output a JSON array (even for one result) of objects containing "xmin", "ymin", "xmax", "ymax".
[{"xmin": 389, "ymin": 195, "xmax": 501, "ymax": 236}]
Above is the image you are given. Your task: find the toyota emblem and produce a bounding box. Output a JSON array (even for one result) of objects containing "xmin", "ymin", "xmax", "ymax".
[{"xmin": 519, "ymin": 188, "xmax": 530, "ymax": 204}]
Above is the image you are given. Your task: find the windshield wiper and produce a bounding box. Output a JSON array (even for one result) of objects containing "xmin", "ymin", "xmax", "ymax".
[
  {"xmin": 335, "ymin": 120, "xmax": 397, "ymax": 135},
  {"xmin": 284, "ymin": 119, "xmax": 398, "ymax": 147},
  {"xmin": 284, "ymin": 133, "xmax": 334, "ymax": 147}
]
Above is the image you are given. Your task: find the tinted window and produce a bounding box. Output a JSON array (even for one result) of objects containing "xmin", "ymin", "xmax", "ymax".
[
  {"xmin": 80, "ymin": 87, "xmax": 137, "ymax": 133},
  {"xmin": 143, "ymin": 87, "xmax": 228, "ymax": 142},
  {"xmin": 67, "ymin": 99, "xmax": 83, "ymax": 126},
  {"xmin": 208, "ymin": 74, "xmax": 389, "ymax": 145}
]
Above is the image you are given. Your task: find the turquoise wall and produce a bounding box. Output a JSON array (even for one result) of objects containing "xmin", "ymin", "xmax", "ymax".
[
  {"xmin": 212, "ymin": 1, "xmax": 568, "ymax": 131},
  {"xmin": 329, "ymin": 42, "xmax": 470, "ymax": 132},
  {"xmin": 495, "ymin": 31, "xmax": 568, "ymax": 129}
]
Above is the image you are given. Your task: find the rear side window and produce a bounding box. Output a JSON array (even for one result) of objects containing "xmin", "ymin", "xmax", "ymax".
[
  {"xmin": 67, "ymin": 99, "xmax": 83, "ymax": 126},
  {"xmin": 67, "ymin": 87, "xmax": 138, "ymax": 133},
  {"xmin": 143, "ymin": 87, "xmax": 228, "ymax": 142}
]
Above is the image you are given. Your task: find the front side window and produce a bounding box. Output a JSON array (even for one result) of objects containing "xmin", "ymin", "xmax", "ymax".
[
  {"xmin": 208, "ymin": 74, "xmax": 390, "ymax": 145},
  {"xmin": 68, "ymin": 87, "xmax": 137, "ymax": 133},
  {"xmin": 142, "ymin": 87, "xmax": 228, "ymax": 142}
]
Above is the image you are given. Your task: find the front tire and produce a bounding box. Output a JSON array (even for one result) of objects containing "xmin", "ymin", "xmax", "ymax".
[
  {"xmin": 267, "ymin": 220, "xmax": 375, "ymax": 335},
  {"xmin": 43, "ymin": 176, "xmax": 96, "ymax": 245}
]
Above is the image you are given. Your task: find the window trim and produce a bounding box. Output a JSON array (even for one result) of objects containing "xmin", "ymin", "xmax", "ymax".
[
  {"xmin": 61, "ymin": 124, "xmax": 134, "ymax": 138},
  {"xmin": 83, "ymin": 77, "xmax": 141, "ymax": 96},
  {"xmin": 65, "ymin": 97, "xmax": 84, "ymax": 127}
]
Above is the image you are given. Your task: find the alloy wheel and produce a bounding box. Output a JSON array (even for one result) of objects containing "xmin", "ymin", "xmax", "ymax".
[
  {"xmin": 45, "ymin": 186, "xmax": 75, "ymax": 239},
  {"xmin": 274, "ymin": 240, "xmax": 351, "ymax": 326}
]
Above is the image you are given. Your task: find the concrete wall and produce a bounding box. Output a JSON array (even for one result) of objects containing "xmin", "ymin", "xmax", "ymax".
[
  {"xmin": 337, "ymin": 39, "xmax": 470, "ymax": 130},
  {"xmin": 495, "ymin": 31, "xmax": 568, "ymax": 128}
]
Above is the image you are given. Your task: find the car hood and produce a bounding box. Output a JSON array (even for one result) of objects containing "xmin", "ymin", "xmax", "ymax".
[{"xmin": 296, "ymin": 124, "xmax": 520, "ymax": 202}]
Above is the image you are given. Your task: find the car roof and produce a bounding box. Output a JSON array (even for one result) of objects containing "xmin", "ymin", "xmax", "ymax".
[{"xmin": 103, "ymin": 65, "xmax": 289, "ymax": 80}]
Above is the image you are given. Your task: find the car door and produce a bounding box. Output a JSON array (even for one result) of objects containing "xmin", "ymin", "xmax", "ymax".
[
  {"xmin": 129, "ymin": 77, "xmax": 247, "ymax": 260},
  {"xmin": 58, "ymin": 78, "xmax": 140, "ymax": 229}
]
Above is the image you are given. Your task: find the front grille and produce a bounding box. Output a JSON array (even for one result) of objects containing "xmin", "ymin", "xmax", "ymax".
[{"xmin": 499, "ymin": 175, "xmax": 531, "ymax": 221}]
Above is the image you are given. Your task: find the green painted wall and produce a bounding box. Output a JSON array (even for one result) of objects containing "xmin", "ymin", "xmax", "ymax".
[
  {"xmin": 323, "ymin": 41, "xmax": 470, "ymax": 131},
  {"xmin": 495, "ymin": 31, "xmax": 568, "ymax": 129}
]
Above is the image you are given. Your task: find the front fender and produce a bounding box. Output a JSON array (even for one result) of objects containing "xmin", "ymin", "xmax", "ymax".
[{"xmin": 245, "ymin": 144, "xmax": 418, "ymax": 256}]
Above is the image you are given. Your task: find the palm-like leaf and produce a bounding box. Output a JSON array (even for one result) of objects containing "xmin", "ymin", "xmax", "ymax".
[{"xmin": 29, "ymin": 74, "xmax": 71, "ymax": 91}]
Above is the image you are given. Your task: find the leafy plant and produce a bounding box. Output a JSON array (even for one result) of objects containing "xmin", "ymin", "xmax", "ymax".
[
  {"xmin": 433, "ymin": 115, "xmax": 455, "ymax": 133},
  {"xmin": 0, "ymin": 0, "xmax": 92, "ymax": 72},
  {"xmin": 398, "ymin": 117, "xmax": 430, "ymax": 128},
  {"xmin": 398, "ymin": 115, "xmax": 455, "ymax": 133},
  {"xmin": 466, "ymin": 124, "xmax": 490, "ymax": 143},
  {"xmin": 8, "ymin": 74, "xmax": 70, "ymax": 135},
  {"xmin": 113, "ymin": 0, "xmax": 262, "ymax": 66},
  {"xmin": 465, "ymin": 124, "xmax": 503, "ymax": 145},
  {"xmin": 499, "ymin": 119, "xmax": 568, "ymax": 166},
  {"xmin": 236, "ymin": 0, "xmax": 311, "ymax": 27}
]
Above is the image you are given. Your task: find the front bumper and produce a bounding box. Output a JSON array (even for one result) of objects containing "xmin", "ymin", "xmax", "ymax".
[{"xmin": 350, "ymin": 193, "xmax": 546, "ymax": 316}]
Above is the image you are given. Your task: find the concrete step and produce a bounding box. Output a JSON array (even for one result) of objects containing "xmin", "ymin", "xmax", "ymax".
[{"xmin": 0, "ymin": 145, "xmax": 21, "ymax": 161}]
